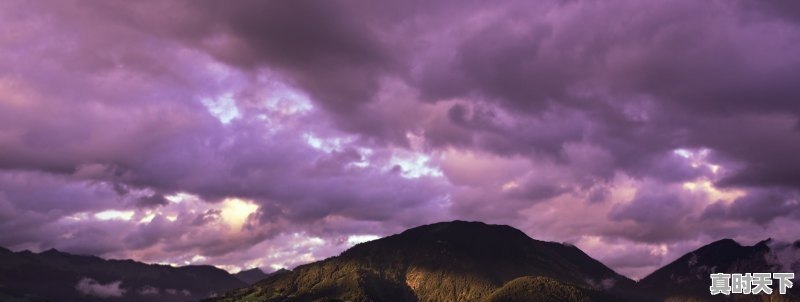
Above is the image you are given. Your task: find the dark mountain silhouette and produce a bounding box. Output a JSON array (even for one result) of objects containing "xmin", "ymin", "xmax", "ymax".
[
  {"xmin": 235, "ymin": 268, "xmax": 268, "ymax": 285},
  {"xmin": 0, "ymin": 246, "xmax": 245, "ymax": 302},
  {"xmin": 235, "ymin": 268, "xmax": 291, "ymax": 285},
  {"xmin": 639, "ymin": 239, "xmax": 800, "ymax": 302},
  {"xmin": 206, "ymin": 220, "xmax": 640, "ymax": 302}
]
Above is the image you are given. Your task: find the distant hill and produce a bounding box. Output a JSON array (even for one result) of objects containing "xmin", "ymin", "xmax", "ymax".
[
  {"xmin": 235, "ymin": 268, "xmax": 291, "ymax": 285},
  {"xmin": 235, "ymin": 268, "xmax": 268, "ymax": 285},
  {"xmin": 0, "ymin": 246, "xmax": 245, "ymax": 302},
  {"xmin": 206, "ymin": 220, "xmax": 641, "ymax": 302},
  {"xmin": 639, "ymin": 239, "xmax": 800, "ymax": 302}
]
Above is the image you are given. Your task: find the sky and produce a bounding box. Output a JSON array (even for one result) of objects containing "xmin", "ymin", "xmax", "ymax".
[{"xmin": 1, "ymin": 0, "xmax": 800, "ymax": 280}]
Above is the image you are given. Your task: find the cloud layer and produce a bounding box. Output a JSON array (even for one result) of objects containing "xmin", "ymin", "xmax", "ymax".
[{"xmin": 2, "ymin": 0, "xmax": 800, "ymax": 279}]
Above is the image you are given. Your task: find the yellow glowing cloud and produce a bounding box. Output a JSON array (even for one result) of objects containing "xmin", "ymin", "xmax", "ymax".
[
  {"xmin": 682, "ymin": 180, "xmax": 745, "ymax": 203},
  {"xmin": 220, "ymin": 198, "xmax": 259, "ymax": 230}
]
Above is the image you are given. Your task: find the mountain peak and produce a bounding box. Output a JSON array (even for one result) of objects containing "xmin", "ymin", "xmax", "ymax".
[
  {"xmin": 638, "ymin": 237, "xmax": 799, "ymax": 300},
  {"xmin": 388, "ymin": 220, "xmax": 539, "ymax": 248},
  {"xmin": 704, "ymin": 238, "xmax": 740, "ymax": 249},
  {"xmin": 233, "ymin": 267, "xmax": 270, "ymax": 285},
  {"xmin": 211, "ymin": 221, "xmax": 638, "ymax": 302},
  {"xmin": 40, "ymin": 248, "xmax": 63, "ymax": 255},
  {"xmin": 754, "ymin": 237, "xmax": 773, "ymax": 249},
  {"xmin": 402, "ymin": 220, "xmax": 531, "ymax": 239},
  {"xmin": 239, "ymin": 267, "xmax": 264, "ymax": 274},
  {"xmin": 338, "ymin": 220, "xmax": 552, "ymax": 266}
]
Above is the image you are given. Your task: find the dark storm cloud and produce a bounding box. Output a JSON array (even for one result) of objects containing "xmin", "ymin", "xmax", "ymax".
[
  {"xmin": 399, "ymin": 0, "xmax": 800, "ymax": 190},
  {"xmin": 86, "ymin": 0, "xmax": 800, "ymax": 192},
  {"xmin": 199, "ymin": 0, "xmax": 396, "ymax": 113},
  {"xmin": 609, "ymin": 184, "xmax": 696, "ymax": 243},
  {"xmin": 697, "ymin": 115, "xmax": 800, "ymax": 189},
  {"xmin": 91, "ymin": 0, "xmax": 397, "ymax": 115},
  {"xmin": 135, "ymin": 194, "xmax": 169, "ymax": 208}
]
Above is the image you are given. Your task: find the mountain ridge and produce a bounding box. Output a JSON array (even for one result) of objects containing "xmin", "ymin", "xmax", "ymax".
[
  {"xmin": 3, "ymin": 221, "xmax": 799, "ymax": 302},
  {"xmin": 208, "ymin": 220, "xmax": 642, "ymax": 302},
  {"xmin": 0, "ymin": 245, "xmax": 246, "ymax": 302}
]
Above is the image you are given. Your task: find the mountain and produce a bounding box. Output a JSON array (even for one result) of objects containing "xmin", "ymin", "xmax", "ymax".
[
  {"xmin": 0, "ymin": 246, "xmax": 245, "ymax": 302},
  {"xmin": 235, "ymin": 268, "xmax": 269, "ymax": 285},
  {"xmin": 639, "ymin": 239, "xmax": 800, "ymax": 302},
  {"xmin": 206, "ymin": 220, "xmax": 639, "ymax": 302},
  {"xmin": 234, "ymin": 268, "xmax": 291, "ymax": 285}
]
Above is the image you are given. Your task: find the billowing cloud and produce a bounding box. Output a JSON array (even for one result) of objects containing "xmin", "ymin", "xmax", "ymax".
[{"xmin": 1, "ymin": 0, "xmax": 800, "ymax": 280}]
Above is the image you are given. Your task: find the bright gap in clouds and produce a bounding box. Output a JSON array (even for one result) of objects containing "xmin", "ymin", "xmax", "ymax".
[
  {"xmin": 165, "ymin": 192, "xmax": 195, "ymax": 204},
  {"xmin": 202, "ymin": 93, "xmax": 241, "ymax": 124},
  {"xmin": 672, "ymin": 148, "xmax": 745, "ymax": 203},
  {"xmin": 94, "ymin": 210, "xmax": 134, "ymax": 221},
  {"xmin": 346, "ymin": 235, "xmax": 380, "ymax": 245},
  {"xmin": 682, "ymin": 180, "xmax": 745, "ymax": 204},
  {"xmin": 220, "ymin": 198, "xmax": 259, "ymax": 230},
  {"xmin": 388, "ymin": 152, "xmax": 442, "ymax": 179},
  {"xmin": 304, "ymin": 133, "xmax": 348, "ymax": 153},
  {"xmin": 264, "ymin": 88, "xmax": 313, "ymax": 115}
]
